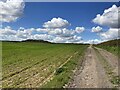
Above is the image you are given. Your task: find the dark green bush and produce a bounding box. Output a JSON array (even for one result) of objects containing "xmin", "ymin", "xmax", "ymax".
[{"xmin": 55, "ymin": 67, "xmax": 64, "ymax": 75}]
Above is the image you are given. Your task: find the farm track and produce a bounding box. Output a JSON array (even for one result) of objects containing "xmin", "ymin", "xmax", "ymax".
[
  {"xmin": 67, "ymin": 46, "xmax": 117, "ymax": 88},
  {"xmin": 95, "ymin": 47, "xmax": 118, "ymax": 76}
]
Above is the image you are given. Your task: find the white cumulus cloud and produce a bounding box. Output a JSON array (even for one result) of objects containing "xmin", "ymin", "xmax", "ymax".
[
  {"xmin": 0, "ymin": 26, "xmax": 84, "ymax": 43},
  {"xmin": 83, "ymin": 39, "xmax": 103, "ymax": 44},
  {"xmin": 91, "ymin": 26, "xmax": 102, "ymax": 33},
  {"xmin": 48, "ymin": 28, "xmax": 63, "ymax": 35},
  {"xmin": 93, "ymin": 5, "xmax": 119, "ymax": 28},
  {"xmin": 0, "ymin": 17, "xmax": 86, "ymax": 43},
  {"xmin": 61, "ymin": 28, "xmax": 74, "ymax": 37},
  {"xmin": 52, "ymin": 35, "xmax": 82, "ymax": 43},
  {"xmin": 31, "ymin": 34, "xmax": 54, "ymax": 41},
  {"xmin": 92, "ymin": 4, "xmax": 119, "ymax": 42},
  {"xmin": 0, "ymin": 26, "xmax": 16, "ymax": 35},
  {"xmin": 99, "ymin": 28, "xmax": 119, "ymax": 40},
  {"xmin": 0, "ymin": 0, "xmax": 25, "ymax": 23},
  {"xmin": 75, "ymin": 27, "xmax": 85, "ymax": 33},
  {"xmin": 43, "ymin": 17, "xmax": 70, "ymax": 28}
]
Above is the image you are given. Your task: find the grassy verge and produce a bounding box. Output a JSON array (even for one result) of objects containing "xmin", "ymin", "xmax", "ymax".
[
  {"xmin": 95, "ymin": 39, "xmax": 119, "ymax": 57},
  {"xmin": 97, "ymin": 46, "xmax": 119, "ymax": 57}
]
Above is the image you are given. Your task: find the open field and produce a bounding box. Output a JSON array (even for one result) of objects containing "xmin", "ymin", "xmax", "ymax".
[
  {"xmin": 2, "ymin": 41, "xmax": 87, "ymax": 88},
  {"xmin": 2, "ymin": 39, "xmax": 119, "ymax": 88}
]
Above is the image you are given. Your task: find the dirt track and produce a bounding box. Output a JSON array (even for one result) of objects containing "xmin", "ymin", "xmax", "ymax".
[
  {"xmin": 95, "ymin": 47, "xmax": 118, "ymax": 76},
  {"xmin": 67, "ymin": 46, "xmax": 118, "ymax": 88}
]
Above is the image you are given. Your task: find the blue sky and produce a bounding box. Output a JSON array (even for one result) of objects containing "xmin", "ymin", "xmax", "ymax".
[
  {"xmin": 4, "ymin": 2, "xmax": 117, "ymax": 28},
  {"xmin": 1, "ymin": 1, "xmax": 119, "ymax": 43}
]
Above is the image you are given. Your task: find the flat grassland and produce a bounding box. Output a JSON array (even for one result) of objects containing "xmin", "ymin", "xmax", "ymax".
[{"xmin": 2, "ymin": 42, "xmax": 87, "ymax": 88}]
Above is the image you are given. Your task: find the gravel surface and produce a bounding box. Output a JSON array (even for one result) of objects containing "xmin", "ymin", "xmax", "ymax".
[
  {"xmin": 67, "ymin": 46, "xmax": 113, "ymax": 88},
  {"xmin": 95, "ymin": 47, "xmax": 118, "ymax": 76}
]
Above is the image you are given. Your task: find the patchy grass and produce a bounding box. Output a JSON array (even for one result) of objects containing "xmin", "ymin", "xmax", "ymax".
[
  {"xmin": 2, "ymin": 41, "xmax": 87, "ymax": 88},
  {"xmin": 97, "ymin": 46, "xmax": 119, "ymax": 57},
  {"xmin": 111, "ymin": 76, "xmax": 120, "ymax": 85},
  {"xmin": 42, "ymin": 51, "xmax": 85, "ymax": 88},
  {"xmin": 95, "ymin": 39, "xmax": 119, "ymax": 56}
]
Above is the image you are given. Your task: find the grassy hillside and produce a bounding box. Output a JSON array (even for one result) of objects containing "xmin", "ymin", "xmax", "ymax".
[
  {"xmin": 2, "ymin": 41, "xmax": 87, "ymax": 88},
  {"xmin": 96, "ymin": 39, "xmax": 120, "ymax": 56}
]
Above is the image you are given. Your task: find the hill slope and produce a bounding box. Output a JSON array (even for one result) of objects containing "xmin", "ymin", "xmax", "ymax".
[{"xmin": 95, "ymin": 39, "xmax": 120, "ymax": 56}]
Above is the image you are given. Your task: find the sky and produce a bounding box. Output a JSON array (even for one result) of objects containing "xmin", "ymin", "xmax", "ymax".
[{"xmin": 0, "ymin": 0, "xmax": 119, "ymax": 44}]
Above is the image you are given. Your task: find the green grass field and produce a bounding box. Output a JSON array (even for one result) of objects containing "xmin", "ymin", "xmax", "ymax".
[
  {"xmin": 97, "ymin": 46, "xmax": 119, "ymax": 56},
  {"xmin": 95, "ymin": 39, "xmax": 120, "ymax": 56},
  {"xmin": 2, "ymin": 41, "xmax": 87, "ymax": 88}
]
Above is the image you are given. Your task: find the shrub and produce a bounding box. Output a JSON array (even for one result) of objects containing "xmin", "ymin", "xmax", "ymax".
[{"xmin": 55, "ymin": 67, "xmax": 64, "ymax": 75}]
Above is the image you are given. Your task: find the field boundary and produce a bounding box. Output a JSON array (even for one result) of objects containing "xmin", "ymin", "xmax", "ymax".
[{"xmin": 65, "ymin": 48, "xmax": 87, "ymax": 88}]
